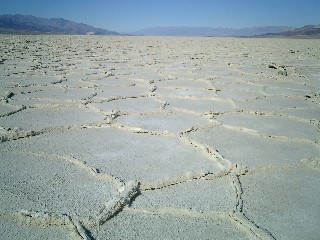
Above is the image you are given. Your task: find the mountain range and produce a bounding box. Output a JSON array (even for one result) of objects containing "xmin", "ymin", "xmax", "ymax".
[
  {"xmin": 0, "ymin": 14, "xmax": 118, "ymax": 35},
  {"xmin": 131, "ymin": 26, "xmax": 293, "ymax": 37},
  {"xmin": 0, "ymin": 14, "xmax": 319, "ymax": 37}
]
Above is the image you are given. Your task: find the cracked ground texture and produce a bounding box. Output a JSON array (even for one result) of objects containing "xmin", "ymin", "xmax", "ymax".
[{"xmin": 0, "ymin": 35, "xmax": 319, "ymax": 240}]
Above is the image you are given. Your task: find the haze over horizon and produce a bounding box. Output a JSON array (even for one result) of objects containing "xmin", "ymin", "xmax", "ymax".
[{"xmin": 0, "ymin": 0, "xmax": 320, "ymax": 33}]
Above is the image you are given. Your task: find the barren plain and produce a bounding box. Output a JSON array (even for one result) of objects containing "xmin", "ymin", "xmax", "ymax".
[{"xmin": 0, "ymin": 35, "xmax": 319, "ymax": 239}]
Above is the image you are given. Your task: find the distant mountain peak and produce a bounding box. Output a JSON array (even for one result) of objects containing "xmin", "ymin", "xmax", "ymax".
[
  {"xmin": 0, "ymin": 14, "xmax": 119, "ymax": 35},
  {"xmin": 262, "ymin": 24, "xmax": 320, "ymax": 37}
]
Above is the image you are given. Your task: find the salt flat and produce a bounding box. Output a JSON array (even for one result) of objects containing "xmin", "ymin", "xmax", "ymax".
[{"xmin": 0, "ymin": 35, "xmax": 319, "ymax": 239}]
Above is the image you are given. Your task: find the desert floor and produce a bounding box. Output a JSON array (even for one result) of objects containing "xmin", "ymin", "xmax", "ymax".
[{"xmin": 0, "ymin": 35, "xmax": 319, "ymax": 240}]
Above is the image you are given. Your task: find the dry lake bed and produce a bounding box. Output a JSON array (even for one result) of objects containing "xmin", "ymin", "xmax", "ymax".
[{"xmin": 0, "ymin": 35, "xmax": 319, "ymax": 239}]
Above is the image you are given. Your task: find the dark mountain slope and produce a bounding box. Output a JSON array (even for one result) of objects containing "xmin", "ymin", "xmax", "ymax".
[
  {"xmin": 0, "ymin": 14, "xmax": 118, "ymax": 35},
  {"xmin": 281, "ymin": 24, "xmax": 320, "ymax": 36}
]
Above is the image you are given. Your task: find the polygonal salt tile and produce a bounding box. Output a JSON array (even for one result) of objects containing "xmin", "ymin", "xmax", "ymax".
[
  {"xmin": 263, "ymin": 86, "xmax": 310, "ymax": 97},
  {"xmin": 117, "ymin": 111, "xmax": 210, "ymax": 133},
  {"xmin": 132, "ymin": 177, "xmax": 235, "ymax": 212},
  {"xmin": 237, "ymin": 96, "xmax": 317, "ymax": 112},
  {"xmin": 164, "ymin": 96, "xmax": 235, "ymax": 113},
  {"xmin": 12, "ymin": 75, "xmax": 63, "ymax": 86},
  {"xmin": 90, "ymin": 77, "xmax": 142, "ymax": 87},
  {"xmin": 28, "ymin": 86, "xmax": 95, "ymax": 100},
  {"xmin": 93, "ymin": 97, "xmax": 163, "ymax": 113},
  {"xmin": 91, "ymin": 210, "xmax": 249, "ymax": 240},
  {"xmin": 156, "ymin": 79, "xmax": 211, "ymax": 89},
  {"xmin": 213, "ymin": 83, "xmax": 262, "ymax": 92},
  {"xmin": 0, "ymin": 188, "xmax": 44, "ymax": 212},
  {"xmin": 130, "ymin": 73, "xmax": 163, "ymax": 81},
  {"xmin": 97, "ymin": 85, "xmax": 149, "ymax": 99},
  {"xmin": 156, "ymin": 87, "xmax": 216, "ymax": 98},
  {"xmin": 8, "ymin": 98, "xmax": 80, "ymax": 107},
  {"xmin": 0, "ymin": 103, "xmax": 22, "ymax": 117},
  {"xmin": 0, "ymin": 76, "xmax": 24, "ymax": 88},
  {"xmin": 0, "ymin": 106, "xmax": 104, "ymax": 131},
  {"xmin": 187, "ymin": 125, "xmax": 319, "ymax": 168},
  {"xmin": 216, "ymin": 113, "xmax": 319, "ymax": 142},
  {"xmin": 0, "ymin": 151, "xmax": 115, "ymax": 218},
  {"xmin": 0, "ymin": 217, "xmax": 71, "ymax": 240},
  {"xmin": 262, "ymin": 81, "xmax": 312, "ymax": 91},
  {"xmin": 61, "ymin": 78, "xmax": 93, "ymax": 88},
  {"xmin": 64, "ymin": 72, "xmax": 95, "ymax": 82},
  {"xmin": 9, "ymin": 85, "xmax": 95, "ymax": 102},
  {"xmin": 241, "ymin": 167, "xmax": 320, "ymax": 240},
  {"xmin": 217, "ymin": 90, "xmax": 264, "ymax": 101},
  {"xmin": 276, "ymin": 108, "xmax": 320, "ymax": 122}
]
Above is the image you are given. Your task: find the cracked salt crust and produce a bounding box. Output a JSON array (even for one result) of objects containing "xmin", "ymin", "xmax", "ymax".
[
  {"xmin": 2, "ymin": 127, "xmax": 223, "ymax": 183},
  {"xmin": 0, "ymin": 35, "xmax": 319, "ymax": 239}
]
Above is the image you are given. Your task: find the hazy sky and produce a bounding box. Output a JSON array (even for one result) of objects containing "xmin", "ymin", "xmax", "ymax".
[{"xmin": 1, "ymin": 0, "xmax": 320, "ymax": 32}]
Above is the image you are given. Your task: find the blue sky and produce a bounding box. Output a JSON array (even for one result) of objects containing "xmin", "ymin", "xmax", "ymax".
[{"xmin": 1, "ymin": 0, "xmax": 320, "ymax": 32}]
